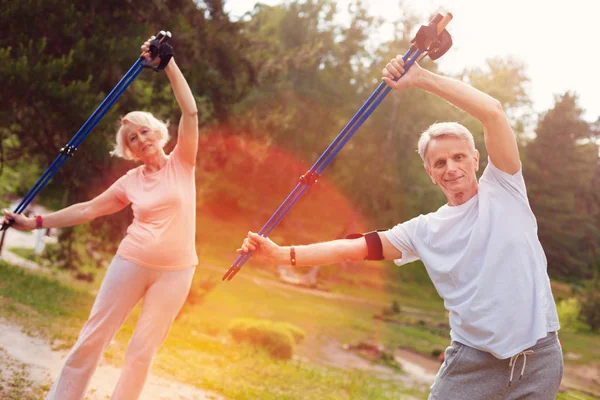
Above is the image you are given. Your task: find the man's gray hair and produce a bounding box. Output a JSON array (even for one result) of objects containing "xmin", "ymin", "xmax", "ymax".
[{"xmin": 417, "ymin": 122, "xmax": 475, "ymax": 162}]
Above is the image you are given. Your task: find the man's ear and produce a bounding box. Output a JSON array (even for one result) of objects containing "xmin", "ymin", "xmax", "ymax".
[
  {"xmin": 474, "ymin": 149, "xmax": 480, "ymax": 172},
  {"xmin": 424, "ymin": 164, "xmax": 437, "ymax": 185}
]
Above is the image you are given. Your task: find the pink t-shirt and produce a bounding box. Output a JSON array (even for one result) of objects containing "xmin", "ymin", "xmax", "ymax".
[{"xmin": 108, "ymin": 145, "xmax": 198, "ymax": 270}]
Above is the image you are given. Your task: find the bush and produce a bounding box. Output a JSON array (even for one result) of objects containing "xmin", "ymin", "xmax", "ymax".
[
  {"xmin": 381, "ymin": 300, "xmax": 402, "ymax": 317},
  {"xmin": 228, "ymin": 318, "xmax": 302, "ymax": 360},
  {"xmin": 277, "ymin": 322, "xmax": 306, "ymax": 344},
  {"xmin": 580, "ymin": 287, "xmax": 600, "ymax": 332},
  {"xmin": 556, "ymin": 297, "xmax": 580, "ymax": 332},
  {"xmin": 391, "ymin": 300, "xmax": 401, "ymax": 314}
]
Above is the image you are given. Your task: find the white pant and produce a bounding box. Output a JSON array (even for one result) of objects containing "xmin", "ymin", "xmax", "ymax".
[{"xmin": 46, "ymin": 255, "xmax": 195, "ymax": 400}]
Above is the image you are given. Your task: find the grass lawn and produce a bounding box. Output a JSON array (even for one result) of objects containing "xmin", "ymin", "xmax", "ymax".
[
  {"xmin": 0, "ymin": 260, "xmax": 428, "ymax": 399},
  {"xmin": 1, "ymin": 230, "xmax": 599, "ymax": 399}
]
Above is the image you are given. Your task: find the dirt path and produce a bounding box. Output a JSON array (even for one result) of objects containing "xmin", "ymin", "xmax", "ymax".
[
  {"xmin": 0, "ymin": 318, "xmax": 224, "ymax": 400},
  {"xmin": 561, "ymin": 358, "xmax": 600, "ymax": 397},
  {"xmin": 394, "ymin": 348, "xmax": 439, "ymax": 384}
]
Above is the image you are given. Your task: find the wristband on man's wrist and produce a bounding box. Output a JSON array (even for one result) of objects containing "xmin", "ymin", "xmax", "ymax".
[
  {"xmin": 290, "ymin": 246, "xmax": 296, "ymax": 266},
  {"xmin": 35, "ymin": 215, "xmax": 43, "ymax": 229}
]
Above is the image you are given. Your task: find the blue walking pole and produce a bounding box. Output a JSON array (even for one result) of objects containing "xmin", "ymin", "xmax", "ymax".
[
  {"xmin": 1, "ymin": 30, "xmax": 173, "ymax": 232},
  {"xmin": 223, "ymin": 13, "xmax": 453, "ymax": 281},
  {"xmin": 14, "ymin": 62, "xmax": 144, "ymax": 216}
]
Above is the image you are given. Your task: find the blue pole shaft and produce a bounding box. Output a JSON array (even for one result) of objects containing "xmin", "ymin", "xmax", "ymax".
[
  {"xmin": 304, "ymin": 50, "xmax": 417, "ymax": 176},
  {"xmin": 5, "ymin": 28, "xmax": 168, "ymax": 229},
  {"xmin": 73, "ymin": 64, "xmax": 143, "ymax": 149},
  {"xmin": 231, "ymin": 183, "xmax": 311, "ymax": 272},
  {"xmin": 11, "ymin": 61, "xmax": 144, "ymax": 216},
  {"xmin": 226, "ymin": 83, "xmax": 389, "ymax": 275},
  {"xmin": 315, "ymin": 51, "xmax": 423, "ymax": 175},
  {"xmin": 223, "ymin": 48, "xmax": 424, "ymax": 280}
]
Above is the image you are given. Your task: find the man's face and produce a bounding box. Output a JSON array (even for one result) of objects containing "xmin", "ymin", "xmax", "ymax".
[{"xmin": 424, "ymin": 135, "xmax": 479, "ymax": 199}]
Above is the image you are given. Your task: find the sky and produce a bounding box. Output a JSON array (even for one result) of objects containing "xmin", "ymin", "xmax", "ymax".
[{"xmin": 225, "ymin": 0, "xmax": 599, "ymax": 122}]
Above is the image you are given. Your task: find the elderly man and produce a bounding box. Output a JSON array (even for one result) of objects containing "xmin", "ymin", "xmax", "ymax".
[{"xmin": 239, "ymin": 54, "xmax": 562, "ymax": 399}]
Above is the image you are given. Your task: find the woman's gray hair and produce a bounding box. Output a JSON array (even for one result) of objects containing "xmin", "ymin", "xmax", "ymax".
[
  {"xmin": 110, "ymin": 111, "xmax": 170, "ymax": 160},
  {"xmin": 417, "ymin": 122, "xmax": 475, "ymax": 162}
]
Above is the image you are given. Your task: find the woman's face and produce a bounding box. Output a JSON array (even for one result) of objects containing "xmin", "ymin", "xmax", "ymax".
[{"xmin": 125, "ymin": 124, "xmax": 161, "ymax": 160}]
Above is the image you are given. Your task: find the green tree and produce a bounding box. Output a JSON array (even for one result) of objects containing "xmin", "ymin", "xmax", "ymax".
[
  {"xmin": 215, "ymin": 0, "xmax": 383, "ymax": 243},
  {"xmin": 525, "ymin": 93, "xmax": 600, "ymax": 279},
  {"xmin": 230, "ymin": 2, "xmax": 536, "ymax": 236},
  {"xmin": 580, "ymin": 274, "xmax": 600, "ymax": 332},
  {"xmin": 0, "ymin": 0, "xmax": 260, "ymax": 272}
]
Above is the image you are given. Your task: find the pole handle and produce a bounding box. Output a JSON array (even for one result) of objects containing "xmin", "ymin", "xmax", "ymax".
[
  {"xmin": 411, "ymin": 12, "xmax": 454, "ymax": 59},
  {"xmin": 142, "ymin": 30, "xmax": 174, "ymax": 71},
  {"xmin": 1, "ymin": 219, "xmax": 14, "ymax": 231},
  {"xmin": 436, "ymin": 13, "xmax": 453, "ymax": 34}
]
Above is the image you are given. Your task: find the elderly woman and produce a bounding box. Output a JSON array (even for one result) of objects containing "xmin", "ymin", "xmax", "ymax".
[
  {"xmin": 239, "ymin": 54, "xmax": 563, "ymax": 400},
  {"xmin": 3, "ymin": 36, "xmax": 198, "ymax": 400}
]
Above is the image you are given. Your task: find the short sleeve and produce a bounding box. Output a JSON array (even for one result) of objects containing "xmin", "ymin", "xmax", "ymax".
[
  {"xmin": 480, "ymin": 157, "xmax": 528, "ymax": 201},
  {"xmin": 382, "ymin": 215, "xmax": 422, "ymax": 266},
  {"xmin": 106, "ymin": 174, "xmax": 130, "ymax": 205},
  {"xmin": 170, "ymin": 144, "xmax": 196, "ymax": 169}
]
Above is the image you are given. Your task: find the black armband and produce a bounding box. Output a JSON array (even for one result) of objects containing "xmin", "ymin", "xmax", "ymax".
[{"xmin": 346, "ymin": 230, "xmax": 384, "ymax": 261}]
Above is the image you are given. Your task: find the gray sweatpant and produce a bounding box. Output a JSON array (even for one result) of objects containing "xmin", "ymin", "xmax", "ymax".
[
  {"xmin": 429, "ymin": 332, "xmax": 563, "ymax": 400},
  {"xmin": 45, "ymin": 255, "xmax": 195, "ymax": 400}
]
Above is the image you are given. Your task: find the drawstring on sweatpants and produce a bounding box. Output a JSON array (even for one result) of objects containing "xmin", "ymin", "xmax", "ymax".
[{"xmin": 508, "ymin": 350, "xmax": 534, "ymax": 386}]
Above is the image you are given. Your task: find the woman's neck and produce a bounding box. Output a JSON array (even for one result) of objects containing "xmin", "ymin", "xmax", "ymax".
[{"xmin": 141, "ymin": 151, "xmax": 168, "ymax": 173}]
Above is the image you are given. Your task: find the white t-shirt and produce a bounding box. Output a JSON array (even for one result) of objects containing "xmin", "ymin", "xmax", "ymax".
[{"xmin": 383, "ymin": 158, "xmax": 560, "ymax": 359}]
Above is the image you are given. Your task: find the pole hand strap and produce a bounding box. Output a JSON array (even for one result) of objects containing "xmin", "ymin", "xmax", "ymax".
[
  {"xmin": 141, "ymin": 31, "xmax": 174, "ymax": 71},
  {"xmin": 1, "ymin": 219, "xmax": 14, "ymax": 231}
]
